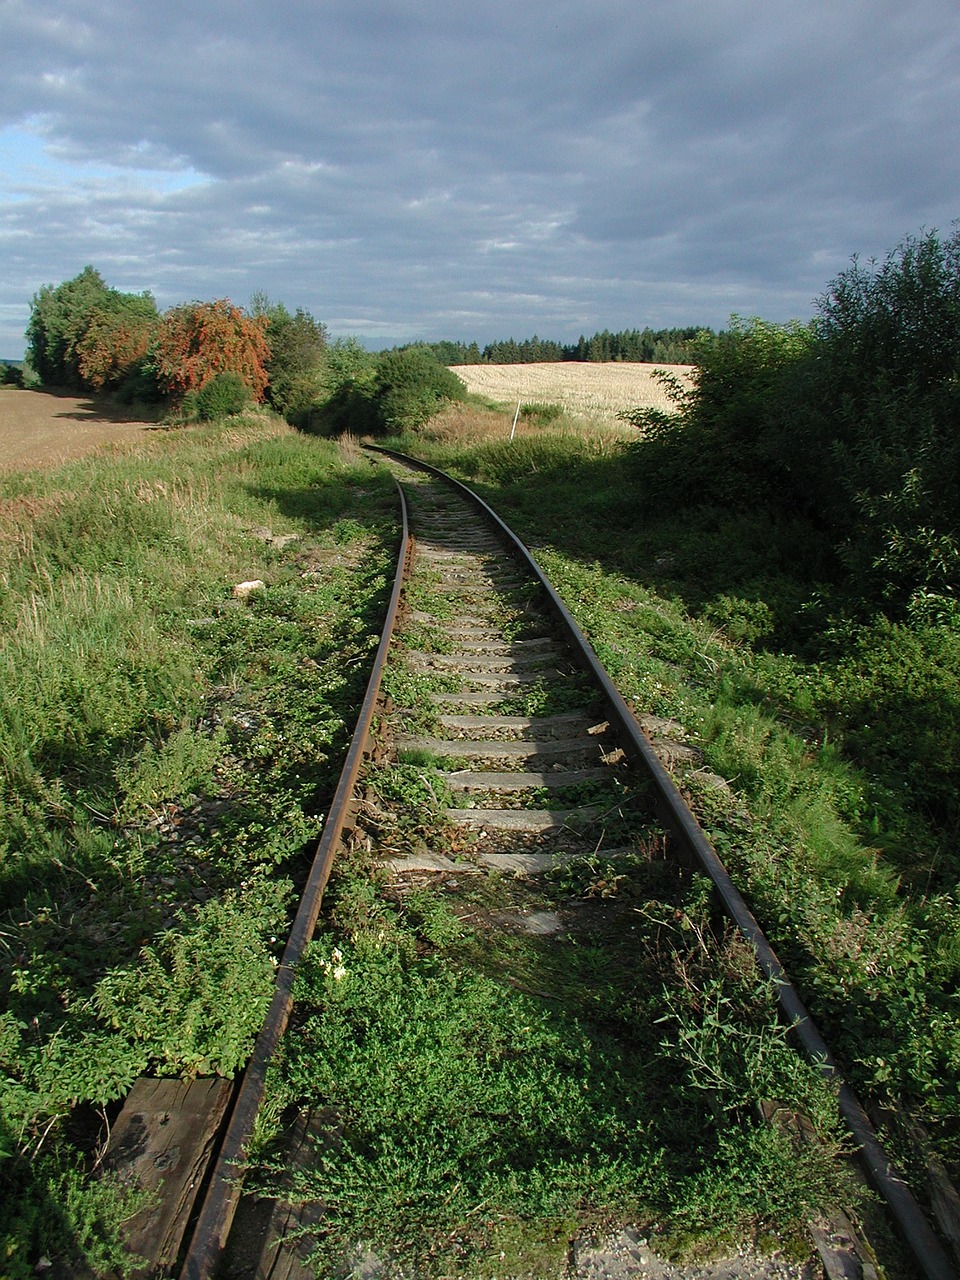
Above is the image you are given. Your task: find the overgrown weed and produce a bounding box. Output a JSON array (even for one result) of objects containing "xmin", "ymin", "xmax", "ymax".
[{"xmin": 250, "ymin": 858, "xmax": 851, "ymax": 1275}]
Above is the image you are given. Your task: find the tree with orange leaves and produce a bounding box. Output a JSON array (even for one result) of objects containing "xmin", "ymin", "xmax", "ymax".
[
  {"xmin": 151, "ymin": 299, "xmax": 271, "ymax": 401},
  {"xmin": 76, "ymin": 293, "xmax": 159, "ymax": 391}
]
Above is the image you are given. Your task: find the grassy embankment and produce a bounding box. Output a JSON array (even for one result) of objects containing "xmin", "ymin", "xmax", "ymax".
[
  {"xmin": 3, "ymin": 386, "xmax": 955, "ymax": 1276},
  {"xmin": 0, "ymin": 416, "xmax": 396, "ymax": 1274}
]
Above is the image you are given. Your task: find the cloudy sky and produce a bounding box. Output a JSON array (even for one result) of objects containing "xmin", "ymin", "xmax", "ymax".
[{"xmin": 2, "ymin": 0, "xmax": 958, "ymax": 357}]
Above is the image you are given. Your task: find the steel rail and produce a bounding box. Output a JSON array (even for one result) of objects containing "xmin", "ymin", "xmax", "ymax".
[
  {"xmin": 370, "ymin": 446, "xmax": 957, "ymax": 1280},
  {"xmin": 178, "ymin": 478, "xmax": 413, "ymax": 1280}
]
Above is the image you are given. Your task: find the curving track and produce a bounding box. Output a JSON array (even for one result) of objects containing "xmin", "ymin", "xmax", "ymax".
[{"xmin": 166, "ymin": 449, "xmax": 956, "ymax": 1280}]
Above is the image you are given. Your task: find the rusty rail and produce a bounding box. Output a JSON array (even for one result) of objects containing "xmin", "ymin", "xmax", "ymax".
[{"xmin": 177, "ymin": 477, "xmax": 412, "ymax": 1280}]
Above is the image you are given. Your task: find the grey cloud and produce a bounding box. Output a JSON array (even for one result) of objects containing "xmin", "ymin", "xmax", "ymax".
[{"xmin": 2, "ymin": 0, "xmax": 958, "ymax": 355}]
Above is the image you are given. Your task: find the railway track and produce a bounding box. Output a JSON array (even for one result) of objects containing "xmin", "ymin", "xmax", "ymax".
[{"xmin": 103, "ymin": 449, "xmax": 955, "ymax": 1279}]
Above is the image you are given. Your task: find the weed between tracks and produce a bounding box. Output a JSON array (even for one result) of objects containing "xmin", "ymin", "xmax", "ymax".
[
  {"xmin": 248, "ymin": 854, "xmax": 854, "ymax": 1277},
  {"xmin": 241, "ymin": 449, "xmax": 858, "ymax": 1278}
]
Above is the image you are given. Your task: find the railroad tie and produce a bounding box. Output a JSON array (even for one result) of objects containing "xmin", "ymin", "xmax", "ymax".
[
  {"xmin": 397, "ymin": 734, "xmax": 611, "ymax": 763},
  {"xmin": 447, "ymin": 807, "xmax": 599, "ymax": 831},
  {"xmin": 443, "ymin": 767, "xmax": 611, "ymax": 792}
]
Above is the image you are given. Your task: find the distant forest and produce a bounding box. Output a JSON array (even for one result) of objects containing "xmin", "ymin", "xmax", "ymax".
[{"xmin": 404, "ymin": 326, "xmax": 714, "ymax": 365}]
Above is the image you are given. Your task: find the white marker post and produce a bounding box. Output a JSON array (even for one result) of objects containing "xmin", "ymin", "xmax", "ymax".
[{"xmin": 510, "ymin": 398, "xmax": 521, "ymax": 441}]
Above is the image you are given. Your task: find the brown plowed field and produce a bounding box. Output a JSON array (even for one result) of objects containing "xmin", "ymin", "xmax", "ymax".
[{"xmin": 0, "ymin": 387, "xmax": 158, "ymax": 472}]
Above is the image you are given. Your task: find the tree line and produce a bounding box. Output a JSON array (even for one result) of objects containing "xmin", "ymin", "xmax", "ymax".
[
  {"xmin": 20, "ymin": 267, "xmax": 329, "ymax": 422},
  {"xmin": 19, "ymin": 268, "xmax": 469, "ymax": 434},
  {"xmin": 405, "ymin": 326, "xmax": 713, "ymax": 366},
  {"xmin": 17, "ymin": 270, "xmax": 712, "ymax": 428}
]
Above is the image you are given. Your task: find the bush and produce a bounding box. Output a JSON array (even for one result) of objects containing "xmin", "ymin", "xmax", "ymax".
[
  {"xmin": 312, "ymin": 383, "xmax": 379, "ymax": 435},
  {"xmin": 0, "ymin": 363, "xmax": 24, "ymax": 388},
  {"xmin": 305, "ymin": 344, "xmax": 465, "ymax": 436},
  {"xmin": 814, "ymin": 228, "xmax": 960, "ymax": 607},
  {"xmin": 623, "ymin": 225, "xmax": 960, "ymax": 615},
  {"xmin": 188, "ymin": 371, "xmax": 251, "ymax": 421},
  {"xmin": 372, "ymin": 348, "xmax": 466, "ymax": 433},
  {"xmin": 624, "ymin": 318, "xmax": 818, "ymax": 511},
  {"xmin": 114, "ymin": 359, "xmax": 164, "ymax": 405},
  {"xmin": 75, "ymin": 293, "xmax": 159, "ymax": 392},
  {"xmin": 301, "ymin": 339, "xmax": 378, "ymax": 435},
  {"xmin": 519, "ymin": 401, "xmax": 563, "ymax": 425}
]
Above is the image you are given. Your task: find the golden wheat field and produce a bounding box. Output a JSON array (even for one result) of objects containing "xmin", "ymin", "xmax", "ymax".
[{"xmin": 450, "ymin": 361, "xmax": 693, "ymax": 426}]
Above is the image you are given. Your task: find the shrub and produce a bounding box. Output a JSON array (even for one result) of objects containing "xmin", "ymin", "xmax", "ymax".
[
  {"xmin": 113, "ymin": 358, "xmax": 164, "ymax": 405},
  {"xmin": 304, "ymin": 344, "xmax": 465, "ymax": 436},
  {"xmin": 624, "ymin": 318, "xmax": 818, "ymax": 511},
  {"xmin": 519, "ymin": 401, "xmax": 563, "ymax": 425},
  {"xmin": 372, "ymin": 348, "xmax": 466, "ymax": 433},
  {"xmin": 813, "ymin": 228, "xmax": 960, "ymax": 607},
  {"xmin": 0, "ymin": 362, "xmax": 24, "ymax": 388},
  {"xmin": 302, "ymin": 339, "xmax": 378, "ymax": 435},
  {"xmin": 623, "ymin": 225, "xmax": 960, "ymax": 614},
  {"xmin": 187, "ymin": 371, "xmax": 251, "ymax": 421}
]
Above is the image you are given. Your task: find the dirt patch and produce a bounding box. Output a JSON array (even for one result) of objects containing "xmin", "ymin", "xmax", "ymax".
[{"xmin": 0, "ymin": 387, "xmax": 160, "ymax": 472}]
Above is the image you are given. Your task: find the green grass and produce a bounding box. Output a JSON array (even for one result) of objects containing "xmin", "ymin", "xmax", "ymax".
[
  {"xmin": 0, "ymin": 417, "xmax": 398, "ymax": 1274},
  {"xmin": 5, "ymin": 407, "xmax": 953, "ymax": 1272}
]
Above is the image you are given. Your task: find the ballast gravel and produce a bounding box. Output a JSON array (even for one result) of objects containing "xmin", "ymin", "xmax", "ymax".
[{"xmin": 571, "ymin": 1229, "xmax": 818, "ymax": 1279}]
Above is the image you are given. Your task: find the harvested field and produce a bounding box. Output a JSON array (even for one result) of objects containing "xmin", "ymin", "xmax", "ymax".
[
  {"xmin": 450, "ymin": 361, "xmax": 693, "ymax": 426},
  {"xmin": 0, "ymin": 387, "xmax": 158, "ymax": 471}
]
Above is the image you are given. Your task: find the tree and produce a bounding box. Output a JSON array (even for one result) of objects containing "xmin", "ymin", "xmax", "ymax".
[
  {"xmin": 813, "ymin": 227, "xmax": 960, "ymax": 604},
  {"xmin": 75, "ymin": 292, "xmax": 159, "ymax": 391},
  {"xmin": 26, "ymin": 267, "xmax": 111, "ymax": 387},
  {"xmin": 251, "ymin": 297, "xmax": 328, "ymax": 421},
  {"xmin": 151, "ymin": 300, "xmax": 270, "ymax": 401},
  {"xmin": 25, "ymin": 267, "xmax": 161, "ymax": 393}
]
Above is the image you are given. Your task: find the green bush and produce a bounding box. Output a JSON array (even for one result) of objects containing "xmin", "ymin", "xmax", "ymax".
[
  {"xmin": 301, "ymin": 338, "xmax": 377, "ymax": 435},
  {"xmin": 1, "ymin": 362, "xmax": 24, "ymax": 388},
  {"xmin": 814, "ymin": 229, "xmax": 960, "ymax": 607},
  {"xmin": 189, "ymin": 371, "xmax": 251, "ymax": 421},
  {"xmin": 520, "ymin": 400, "xmax": 564, "ymax": 425},
  {"xmin": 623, "ymin": 226, "xmax": 960, "ymax": 615},
  {"xmin": 311, "ymin": 382, "xmax": 379, "ymax": 436},
  {"xmin": 372, "ymin": 348, "xmax": 466, "ymax": 433},
  {"xmin": 306, "ymin": 345, "xmax": 466, "ymax": 436},
  {"xmin": 113, "ymin": 357, "xmax": 164, "ymax": 405}
]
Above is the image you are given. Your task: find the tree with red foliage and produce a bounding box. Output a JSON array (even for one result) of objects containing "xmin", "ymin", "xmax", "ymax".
[
  {"xmin": 76, "ymin": 293, "xmax": 159, "ymax": 391},
  {"xmin": 151, "ymin": 300, "xmax": 270, "ymax": 401}
]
